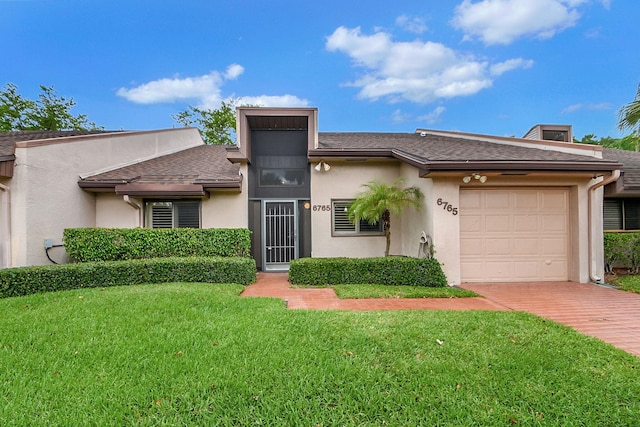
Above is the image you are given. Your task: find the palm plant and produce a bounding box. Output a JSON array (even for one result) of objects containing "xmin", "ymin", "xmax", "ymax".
[
  {"xmin": 618, "ymin": 84, "xmax": 640, "ymax": 151},
  {"xmin": 348, "ymin": 178, "xmax": 424, "ymax": 257}
]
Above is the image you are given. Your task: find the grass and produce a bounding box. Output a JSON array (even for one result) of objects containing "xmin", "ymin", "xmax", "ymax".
[
  {"xmin": 300, "ymin": 283, "xmax": 477, "ymax": 299},
  {"xmin": 1, "ymin": 283, "xmax": 640, "ymax": 426},
  {"xmin": 611, "ymin": 274, "xmax": 640, "ymax": 294}
]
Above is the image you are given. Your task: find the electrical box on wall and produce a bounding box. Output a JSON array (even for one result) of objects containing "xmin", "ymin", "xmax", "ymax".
[{"xmin": 44, "ymin": 238, "xmax": 53, "ymax": 249}]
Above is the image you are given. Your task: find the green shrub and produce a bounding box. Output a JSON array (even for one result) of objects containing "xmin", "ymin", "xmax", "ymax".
[
  {"xmin": 0, "ymin": 257, "xmax": 256, "ymax": 299},
  {"xmin": 288, "ymin": 256, "xmax": 448, "ymax": 287},
  {"xmin": 604, "ymin": 232, "xmax": 640, "ymax": 273},
  {"xmin": 63, "ymin": 228, "xmax": 251, "ymax": 262}
]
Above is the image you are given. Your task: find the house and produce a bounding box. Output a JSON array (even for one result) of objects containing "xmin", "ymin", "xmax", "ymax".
[
  {"xmin": 0, "ymin": 108, "xmax": 625, "ymax": 285},
  {"xmin": 600, "ymin": 148, "xmax": 640, "ymax": 231}
]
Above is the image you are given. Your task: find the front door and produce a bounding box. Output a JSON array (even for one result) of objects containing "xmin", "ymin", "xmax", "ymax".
[{"xmin": 262, "ymin": 200, "xmax": 298, "ymax": 271}]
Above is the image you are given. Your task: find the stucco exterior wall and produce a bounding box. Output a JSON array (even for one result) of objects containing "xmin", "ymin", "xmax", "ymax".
[
  {"xmin": 310, "ymin": 161, "xmax": 401, "ymax": 258},
  {"xmin": 10, "ymin": 128, "xmax": 203, "ymax": 267},
  {"xmin": 202, "ymin": 165, "xmax": 248, "ymax": 228},
  {"xmin": 96, "ymin": 194, "xmax": 141, "ymax": 228}
]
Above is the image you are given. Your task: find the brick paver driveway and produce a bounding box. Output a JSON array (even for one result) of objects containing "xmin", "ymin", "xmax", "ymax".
[{"xmin": 462, "ymin": 282, "xmax": 640, "ymax": 357}]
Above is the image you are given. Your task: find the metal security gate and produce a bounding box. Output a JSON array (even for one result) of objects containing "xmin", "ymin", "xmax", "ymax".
[{"xmin": 263, "ymin": 201, "xmax": 298, "ymax": 271}]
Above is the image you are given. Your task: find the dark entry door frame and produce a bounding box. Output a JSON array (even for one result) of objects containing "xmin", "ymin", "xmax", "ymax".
[{"xmin": 262, "ymin": 200, "xmax": 298, "ymax": 271}]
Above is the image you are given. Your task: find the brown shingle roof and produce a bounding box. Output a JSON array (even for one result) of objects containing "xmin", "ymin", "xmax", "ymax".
[
  {"xmin": 79, "ymin": 145, "xmax": 241, "ymax": 195},
  {"xmin": 603, "ymin": 148, "xmax": 640, "ymax": 190},
  {"xmin": 315, "ymin": 132, "xmax": 621, "ymax": 173}
]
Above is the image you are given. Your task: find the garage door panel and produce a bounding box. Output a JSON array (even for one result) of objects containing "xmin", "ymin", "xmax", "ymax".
[
  {"xmin": 513, "ymin": 192, "xmax": 539, "ymax": 210},
  {"xmin": 460, "ymin": 238, "xmax": 483, "ymax": 256},
  {"xmin": 484, "ymin": 261, "xmax": 511, "ymax": 280},
  {"xmin": 485, "ymin": 238, "xmax": 511, "ymax": 255},
  {"xmin": 542, "ymin": 191, "xmax": 568, "ymax": 209},
  {"xmin": 512, "ymin": 261, "xmax": 540, "ymax": 280},
  {"xmin": 460, "ymin": 215, "xmax": 482, "ymax": 232},
  {"xmin": 461, "ymin": 261, "xmax": 486, "ymax": 278},
  {"xmin": 485, "ymin": 215, "xmax": 511, "ymax": 232},
  {"xmin": 513, "ymin": 239, "xmax": 538, "ymax": 255},
  {"xmin": 485, "ymin": 191, "xmax": 510, "ymax": 209},
  {"xmin": 460, "ymin": 191, "xmax": 482, "ymax": 208},
  {"xmin": 542, "ymin": 215, "xmax": 567, "ymax": 232},
  {"xmin": 460, "ymin": 188, "xmax": 569, "ymax": 283},
  {"xmin": 513, "ymin": 215, "xmax": 538, "ymax": 232}
]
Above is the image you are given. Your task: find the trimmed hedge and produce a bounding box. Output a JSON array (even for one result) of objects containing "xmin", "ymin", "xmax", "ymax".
[
  {"xmin": 604, "ymin": 232, "xmax": 640, "ymax": 273},
  {"xmin": 288, "ymin": 256, "xmax": 448, "ymax": 287},
  {"xmin": 0, "ymin": 256, "xmax": 256, "ymax": 299},
  {"xmin": 63, "ymin": 228, "xmax": 252, "ymax": 262}
]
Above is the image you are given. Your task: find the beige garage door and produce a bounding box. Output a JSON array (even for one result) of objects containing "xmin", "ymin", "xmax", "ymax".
[{"xmin": 460, "ymin": 188, "xmax": 569, "ymax": 283}]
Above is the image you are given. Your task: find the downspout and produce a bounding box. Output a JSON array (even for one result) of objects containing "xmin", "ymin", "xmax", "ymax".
[
  {"xmin": 123, "ymin": 195, "xmax": 143, "ymax": 227},
  {"xmin": 587, "ymin": 170, "xmax": 621, "ymax": 283},
  {"xmin": 0, "ymin": 183, "xmax": 10, "ymax": 268}
]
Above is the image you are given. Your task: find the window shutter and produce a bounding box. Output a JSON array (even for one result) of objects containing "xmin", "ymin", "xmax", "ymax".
[
  {"xmin": 175, "ymin": 201, "xmax": 200, "ymax": 228},
  {"xmin": 603, "ymin": 200, "xmax": 622, "ymax": 230},
  {"xmin": 359, "ymin": 219, "xmax": 382, "ymax": 233},
  {"xmin": 332, "ymin": 201, "xmax": 356, "ymax": 233},
  {"xmin": 624, "ymin": 199, "xmax": 640, "ymax": 230},
  {"xmin": 151, "ymin": 202, "xmax": 173, "ymax": 228}
]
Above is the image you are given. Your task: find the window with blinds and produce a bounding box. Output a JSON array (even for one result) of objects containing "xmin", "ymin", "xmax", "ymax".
[
  {"xmin": 146, "ymin": 201, "xmax": 201, "ymax": 228},
  {"xmin": 332, "ymin": 200, "xmax": 383, "ymax": 236},
  {"xmin": 604, "ymin": 199, "xmax": 640, "ymax": 231}
]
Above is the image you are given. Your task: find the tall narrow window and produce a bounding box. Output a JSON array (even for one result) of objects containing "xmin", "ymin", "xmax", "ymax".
[
  {"xmin": 331, "ymin": 200, "xmax": 383, "ymax": 236},
  {"xmin": 146, "ymin": 200, "xmax": 201, "ymax": 228}
]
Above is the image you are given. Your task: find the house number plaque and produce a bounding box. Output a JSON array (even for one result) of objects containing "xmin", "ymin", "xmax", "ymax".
[
  {"xmin": 437, "ymin": 198, "xmax": 458, "ymax": 215},
  {"xmin": 312, "ymin": 204, "xmax": 331, "ymax": 212}
]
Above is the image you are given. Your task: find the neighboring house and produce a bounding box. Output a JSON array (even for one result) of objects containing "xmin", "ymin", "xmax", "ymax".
[
  {"xmin": 0, "ymin": 109, "xmax": 625, "ymax": 285},
  {"xmin": 601, "ymin": 148, "xmax": 640, "ymax": 231}
]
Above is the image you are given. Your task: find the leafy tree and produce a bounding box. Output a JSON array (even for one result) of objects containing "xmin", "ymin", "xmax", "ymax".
[
  {"xmin": 0, "ymin": 83, "xmax": 102, "ymax": 131},
  {"xmin": 348, "ymin": 178, "xmax": 424, "ymax": 257},
  {"xmin": 574, "ymin": 134, "xmax": 638, "ymax": 151},
  {"xmin": 618, "ymin": 84, "xmax": 640, "ymax": 151},
  {"xmin": 173, "ymin": 98, "xmax": 258, "ymax": 145}
]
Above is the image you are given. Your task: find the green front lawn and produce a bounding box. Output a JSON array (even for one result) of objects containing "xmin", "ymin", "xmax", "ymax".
[
  {"xmin": 1, "ymin": 283, "xmax": 639, "ymax": 426},
  {"xmin": 611, "ymin": 274, "xmax": 640, "ymax": 294}
]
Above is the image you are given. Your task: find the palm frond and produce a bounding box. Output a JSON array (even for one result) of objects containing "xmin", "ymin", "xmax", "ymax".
[{"xmin": 618, "ymin": 84, "xmax": 640, "ymax": 133}]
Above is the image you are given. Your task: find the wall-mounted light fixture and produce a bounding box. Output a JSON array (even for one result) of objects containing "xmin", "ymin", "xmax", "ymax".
[
  {"xmin": 314, "ymin": 161, "xmax": 331, "ymax": 172},
  {"xmin": 462, "ymin": 173, "xmax": 487, "ymax": 183}
]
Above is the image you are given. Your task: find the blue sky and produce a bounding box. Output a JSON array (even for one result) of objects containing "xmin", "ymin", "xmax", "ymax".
[{"xmin": 1, "ymin": 0, "xmax": 637, "ymax": 139}]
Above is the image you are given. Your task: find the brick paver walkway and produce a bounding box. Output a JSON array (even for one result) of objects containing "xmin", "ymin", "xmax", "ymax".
[
  {"xmin": 242, "ymin": 273, "xmax": 507, "ymax": 311},
  {"xmin": 242, "ymin": 273, "xmax": 640, "ymax": 357}
]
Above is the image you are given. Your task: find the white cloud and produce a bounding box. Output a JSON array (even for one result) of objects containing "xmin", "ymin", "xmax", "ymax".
[
  {"xmin": 418, "ymin": 106, "xmax": 447, "ymax": 125},
  {"xmin": 224, "ymin": 64, "xmax": 245, "ymax": 80},
  {"xmin": 325, "ymin": 26, "xmax": 531, "ymax": 104},
  {"xmin": 235, "ymin": 95, "xmax": 310, "ymax": 108},
  {"xmin": 116, "ymin": 70, "xmax": 227, "ymax": 104},
  {"xmin": 561, "ymin": 102, "xmax": 612, "ymax": 114},
  {"xmin": 396, "ymin": 15, "xmax": 428, "ymax": 34},
  {"xmin": 490, "ymin": 58, "xmax": 534, "ymax": 76},
  {"xmin": 391, "ymin": 109, "xmax": 412, "ymax": 124},
  {"xmin": 451, "ymin": 0, "xmax": 588, "ymax": 45},
  {"xmin": 117, "ymin": 64, "xmax": 308, "ymax": 109}
]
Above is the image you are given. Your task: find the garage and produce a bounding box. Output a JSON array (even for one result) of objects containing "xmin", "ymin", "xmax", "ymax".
[{"xmin": 460, "ymin": 188, "xmax": 570, "ymax": 283}]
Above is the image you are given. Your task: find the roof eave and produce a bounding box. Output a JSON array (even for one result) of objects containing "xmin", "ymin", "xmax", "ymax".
[
  {"xmin": 419, "ymin": 160, "xmax": 623, "ymax": 176},
  {"xmin": 308, "ymin": 148, "xmax": 393, "ymax": 160}
]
